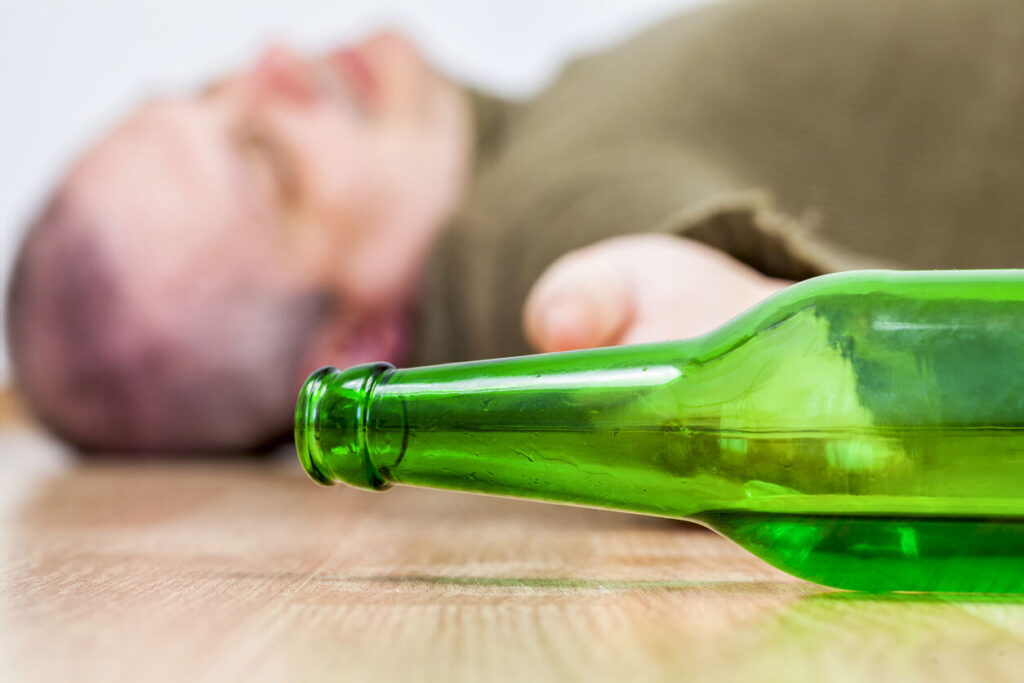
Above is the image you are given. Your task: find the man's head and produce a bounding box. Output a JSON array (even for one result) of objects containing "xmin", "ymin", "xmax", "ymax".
[{"xmin": 6, "ymin": 31, "xmax": 472, "ymax": 451}]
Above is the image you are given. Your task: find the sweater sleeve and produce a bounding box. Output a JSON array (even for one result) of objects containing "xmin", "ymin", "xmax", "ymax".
[
  {"xmin": 649, "ymin": 187, "xmax": 884, "ymax": 280},
  {"xmin": 412, "ymin": 0, "xmax": 1024, "ymax": 365},
  {"xmin": 412, "ymin": 147, "xmax": 884, "ymax": 366}
]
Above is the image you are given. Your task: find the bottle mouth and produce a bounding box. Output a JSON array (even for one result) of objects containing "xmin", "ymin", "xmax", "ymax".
[
  {"xmin": 295, "ymin": 367, "xmax": 340, "ymax": 485},
  {"xmin": 294, "ymin": 363, "xmax": 395, "ymax": 489}
]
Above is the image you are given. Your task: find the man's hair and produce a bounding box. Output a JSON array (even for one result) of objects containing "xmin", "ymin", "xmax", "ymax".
[{"xmin": 6, "ymin": 195, "xmax": 329, "ymax": 452}]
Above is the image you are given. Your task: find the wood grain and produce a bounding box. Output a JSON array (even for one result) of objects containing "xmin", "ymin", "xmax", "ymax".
[{"xmin": 2, "ymin": 420, "xmax": 1023, "ymax": 682}]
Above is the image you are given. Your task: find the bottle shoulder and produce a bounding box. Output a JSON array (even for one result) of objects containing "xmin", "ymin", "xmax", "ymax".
[{"xmin": 781, "ymin": 269, "xmax": 1024, "ymax": 303}]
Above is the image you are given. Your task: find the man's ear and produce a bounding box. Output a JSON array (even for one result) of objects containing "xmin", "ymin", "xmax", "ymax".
[
  {"xmin": 292, "ymin": 313, "xmax": 354, "ymax": 392},
  {"xmin": 291, "ymin": 309, "xmax": 408, "ymax": 392},
  {"xmin": 343, "ymin": 310, "xmax": 408, "ymax": 368}
]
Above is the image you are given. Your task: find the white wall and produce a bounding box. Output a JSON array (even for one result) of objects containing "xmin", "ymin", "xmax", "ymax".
[{"xmin": 0, "ymin": 0, "xmax": 713, "ymax": 381}]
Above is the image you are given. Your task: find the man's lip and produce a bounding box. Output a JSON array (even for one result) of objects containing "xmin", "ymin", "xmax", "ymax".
[{"xmin": 327, "ymin": 47, "xmax": 378, "ymax": 108}]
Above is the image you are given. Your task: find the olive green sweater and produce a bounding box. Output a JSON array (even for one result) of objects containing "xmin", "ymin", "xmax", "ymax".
[{"xmin": 412, "ymin": 0, "xmax": 1024, "ymax": 365}]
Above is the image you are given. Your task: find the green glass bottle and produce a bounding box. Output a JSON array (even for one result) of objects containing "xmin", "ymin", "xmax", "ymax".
[{"xmin": 295, "ymin": 270, "xmax": 1024, "ymax": 593}]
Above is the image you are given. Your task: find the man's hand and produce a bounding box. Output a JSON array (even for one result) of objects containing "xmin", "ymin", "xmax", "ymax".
[{"xmin": 523, "ymin": 234, "xmax": 792, "ymax": 353}]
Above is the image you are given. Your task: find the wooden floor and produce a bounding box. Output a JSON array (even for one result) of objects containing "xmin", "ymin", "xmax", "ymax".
[{"xmin": 3, "ymin": 415, "xmax": 1024, "ymax": 681}]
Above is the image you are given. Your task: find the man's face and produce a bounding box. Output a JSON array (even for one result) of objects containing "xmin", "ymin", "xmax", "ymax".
[{"xmin": 66, "ymin": 30, "xmax": 470, "ymax": 367}]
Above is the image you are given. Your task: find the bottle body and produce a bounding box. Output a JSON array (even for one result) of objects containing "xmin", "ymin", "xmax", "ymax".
[{"xmin": 296, "ymin": 270, "xmax": 1024, "ymax": 592}]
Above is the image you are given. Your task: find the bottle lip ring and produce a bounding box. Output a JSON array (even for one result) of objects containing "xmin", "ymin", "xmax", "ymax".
[
  {"xmin": 295, "ymin": 366, "xmax": 339, "ymax": 485},
  {"xmin": 295, "ymin": 362, "xmax": 396, "ymax": 488}
]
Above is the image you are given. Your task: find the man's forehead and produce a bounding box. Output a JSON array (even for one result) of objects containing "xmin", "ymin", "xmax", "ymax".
[
  {"xmin": 71, "ymin": 100, "xmax": 243, "ymax": 240},
  {"xmin": 62, "ymin": 100, "xmax": 279, "ymax": 304}
]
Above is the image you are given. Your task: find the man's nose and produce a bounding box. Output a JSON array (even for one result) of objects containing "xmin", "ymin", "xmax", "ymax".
[{"xmin": 247, "ymin": 44, "xmax": 318, "ymax": 106}]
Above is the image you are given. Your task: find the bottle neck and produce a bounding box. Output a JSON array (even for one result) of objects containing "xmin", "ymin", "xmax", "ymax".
[{"xmin": 296, "ymin": 340, "xmax": 736, "ymax": 518}]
